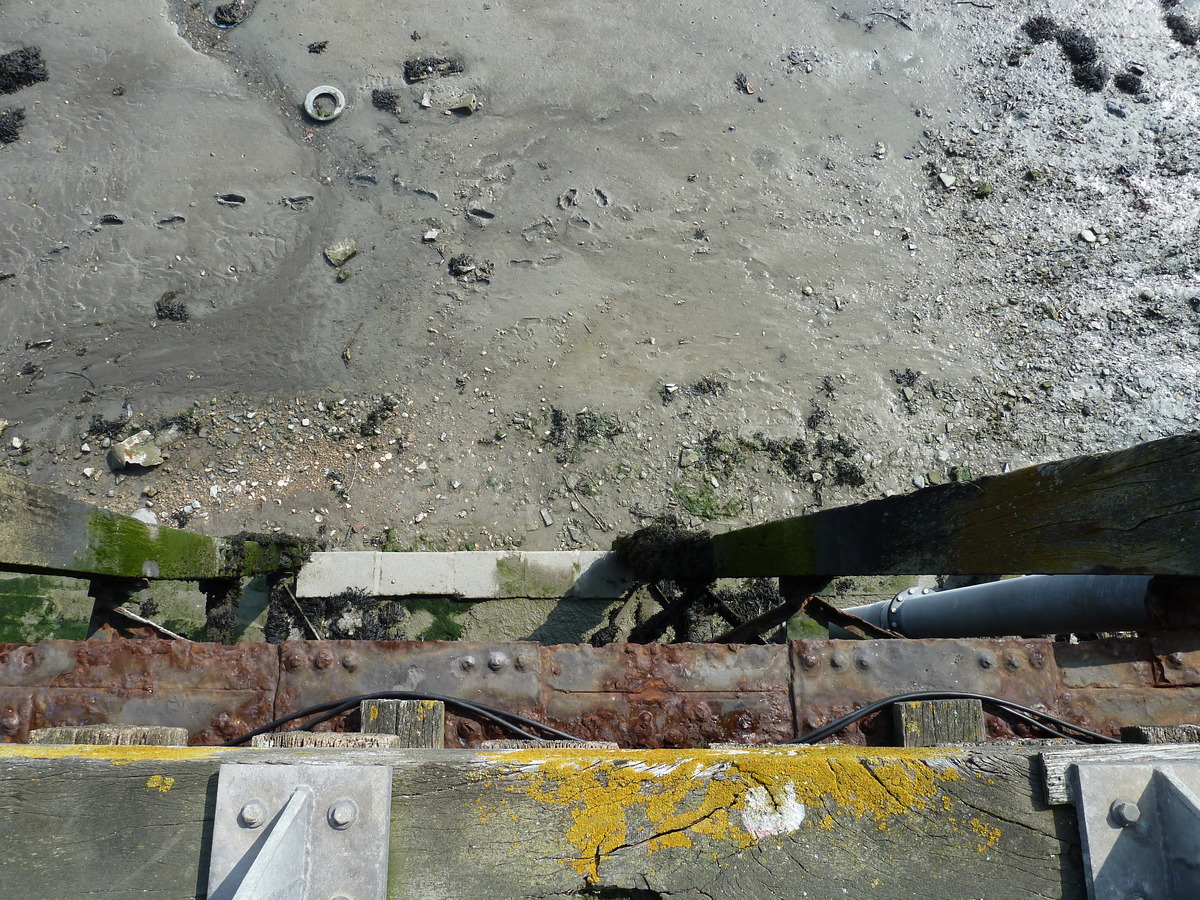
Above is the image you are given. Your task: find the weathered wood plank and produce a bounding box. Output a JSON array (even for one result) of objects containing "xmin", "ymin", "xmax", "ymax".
[
  {"xmin": 629, "ymin": 433, "xmax": 1199, "ymax": 577},
  {"xmin": 0, "ymin": 473, "xmax": 308, "ymax": 580},
  {"xmin": 893, "ymin": 699, "xmax": 986, "ymax": 747},
  {"xmin": 0, "ymin": 743, "xmax": 1083, "ymax": 899},
  {"xmin": 29, "ymin": 724, "xmax": 189, "ymax": 746},
  {"xmin": 1042, "ymin": 744, "xmax": 1200, "ymax": 805},
  {"xmin": 360, "ymin": 699, "xmax": 445, "ymax": 748}
]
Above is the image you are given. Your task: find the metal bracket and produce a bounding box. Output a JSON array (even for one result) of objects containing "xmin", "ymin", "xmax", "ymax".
[
  {"xmin": 208, "ymin": 763, "xmax": 392, "ymax": 900},
  {"xmin": 1071, "ymin": 761, "xmax": 1200, "ymax": 900}
]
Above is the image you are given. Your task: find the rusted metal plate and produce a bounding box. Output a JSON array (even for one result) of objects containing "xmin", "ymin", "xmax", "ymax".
[
  {"xmin": 541, "ymin": 643, "xmax": 793, "ymax": 747},
  {"xmin": 792, "ymin": 639, "xmax": 1062, "ymax": 744},
  {"xmin": 1150, "ymin": 630, "xmax": 1200, "ymax": 686},
  {"xmin": 543, "ymin": 642, "xmax": 789, "ymax": 693},
  {"xmin": 0, "ymin": 640, "xmax": 278, "ymax": 744},
  {"xmin": 1059, "ymin": 688, "xmax": 1200, "ymax": 738},
  {"xmin": 1054, "ymin": 638, "xmax": 1157, "ymax": 688},
  {"xmin": 274, "ymin": 641, "xmax": 545, "ymax": 748}
]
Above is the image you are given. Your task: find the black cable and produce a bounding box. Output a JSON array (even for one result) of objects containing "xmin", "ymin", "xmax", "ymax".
[
  {"xmin": 221, "ymin": 690, "xmax": 582, "ymax": 747},
  {"xmin": 785, "ymin": 690, "xmax": 1119, "ymax": 745}
]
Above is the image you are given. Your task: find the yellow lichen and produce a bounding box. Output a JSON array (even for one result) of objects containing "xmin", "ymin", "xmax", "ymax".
[
  {"xmin": 969, "ymin": 817, "xmax": 1002, "ymax": 851},
  {"xmin": 475, "ymin": 745, "xmax": 963, "ymax": 882},
  {"xmin": 145, "ymin": 774, "xmax": 175, "ymax": 793},
  {"xmin": 0, "ymin": 745, "xmax": 223, "ymax": 765}
]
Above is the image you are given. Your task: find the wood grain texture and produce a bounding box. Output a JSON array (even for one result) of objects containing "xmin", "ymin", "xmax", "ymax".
[
  {"xmin": 893, "ymin": 699, "xmax": 986, "ymax": 747},
  {"xmin": 1042, "ymin": 744, "xmax": 1200, "ymax": 805},
  {"xmin": 29, "ymin": 724, "xmax": 189, "ymax": 746},
  {"xmin": 361, "ymin": 699, "xmax": 445, "ymax": 748},
  {"xmin": 0, "ymin": 744, "xmax": 1083, "ymax": 899},
  {"xmin": 709, "ymin": 433, "xmax": 1200, "ymax": 576}
]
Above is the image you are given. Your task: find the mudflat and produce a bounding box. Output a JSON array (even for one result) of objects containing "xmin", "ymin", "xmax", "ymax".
[{"xmin": 1, "ymin": 0, "xmax": 1197, "ymax": 559}]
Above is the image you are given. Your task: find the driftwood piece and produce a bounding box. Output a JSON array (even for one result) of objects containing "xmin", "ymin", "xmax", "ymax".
[{"xmin": 0, "ymin": 743, "xmax": 1079, "ymax": 899}]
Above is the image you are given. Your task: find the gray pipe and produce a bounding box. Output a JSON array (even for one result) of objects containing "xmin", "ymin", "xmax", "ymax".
[{"xmin": 828, "ymin": 575, "xmax": 1152, "ymax": 639}]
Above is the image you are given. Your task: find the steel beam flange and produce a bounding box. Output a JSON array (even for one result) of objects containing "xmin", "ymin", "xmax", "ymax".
[{"xmin": 208, "ymin": 763, "xmax": 392, "ymax": 900}]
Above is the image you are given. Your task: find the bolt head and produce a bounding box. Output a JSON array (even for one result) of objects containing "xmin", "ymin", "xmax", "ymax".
[
  {"xmin": 1111, "ymin": 798, "xmax": 1141, "ymax": 827},
  {"xmin": 239, "ymin": 800, "xmax": 267, "ymax": 828},
  {"xmin": 328, "ymin": 798, "xmax": 359, "ymax": 830}
]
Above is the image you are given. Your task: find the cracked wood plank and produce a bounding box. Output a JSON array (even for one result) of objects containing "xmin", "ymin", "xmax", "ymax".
[
  {"xmin": 0, "ymin": 744, "xmax": 1083, "ymax": 899},
  {"xmin": 708, "ymin": 433, "xmax": 1200, "ymax": 576}
]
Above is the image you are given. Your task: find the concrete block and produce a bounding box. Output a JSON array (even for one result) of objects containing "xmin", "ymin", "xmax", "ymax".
[{"xmin": 295, "ymin": 550, "xmax": 378, "ymax": 598}]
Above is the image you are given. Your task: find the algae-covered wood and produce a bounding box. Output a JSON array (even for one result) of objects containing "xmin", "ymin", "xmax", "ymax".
[
  {"xmin": 710, "ymin": 432, "xmax": 1200, "ymax": 576},
  {"xmin": 0, "ymin": 743, "xmax": 1082, "ymax": 899},
  {"xmin": 0, "ymin": 473, "xmax": 306, "ymax": 580}
]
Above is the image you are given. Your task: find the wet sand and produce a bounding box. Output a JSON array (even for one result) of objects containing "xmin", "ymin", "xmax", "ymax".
[{"xmin": 2, "ymin": 0, "xmax": 1197, "ymax": 553}]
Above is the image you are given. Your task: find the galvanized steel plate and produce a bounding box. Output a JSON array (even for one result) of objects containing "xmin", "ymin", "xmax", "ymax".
[{"xmin": 209, "ymin": 763, "xmax": 392, "ymax": 900}]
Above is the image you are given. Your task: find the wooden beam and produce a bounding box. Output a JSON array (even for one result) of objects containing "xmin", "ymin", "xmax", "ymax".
[
  {"xmin": 0, "ymin": 743, "xmax": 1077, "ymax": 899},
  {"xmin": 706, "ymin": 433, "xmax": 1199, "ymax": 576},
  {"xmin": 0, "ymin": 473, "xmax": 308, "ymax": 580},
  {"xmin": 360, "ymin": 699, "xmax": 446, "ymax": 748}
]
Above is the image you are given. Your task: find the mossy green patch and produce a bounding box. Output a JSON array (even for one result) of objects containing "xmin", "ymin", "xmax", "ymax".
[
  {"xmin": 0, "ymin": 576, "xmax": 89, "ymax": 641},
  {"xmin": 81, "ymin": 510, "xmax": 220, "ymax": 579},
  {"xmin": 406, "ymin": 597, "xmax": 466, "ymax": 641}
]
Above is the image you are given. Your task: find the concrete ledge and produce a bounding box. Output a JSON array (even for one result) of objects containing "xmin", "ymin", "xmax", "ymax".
[{"xmin": 295, "ymin": 550, "xmax": 636, "ymax": 600}]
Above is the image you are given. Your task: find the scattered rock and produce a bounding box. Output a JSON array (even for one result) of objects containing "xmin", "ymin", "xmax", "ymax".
[
  {"xmin": 155, "ymin": 292, "xmax": 189, "ymax": 322},
  {"xmin": 130, "ymin": 508, "xmax": 159, "ymax": 526},
  {"xmin": 450, "ymin": 92, "xmax": 478, "ymax": 114},
  {"xmin": 1079, "ymin": 228, "xmax": 1097, "ymax": 243},
  {"xmin": 937, "ymin": 173, "xmax": 956, "ymax": 189},
  {"xmin": 108, "ymin": 431, "xmax": 164, "ymax": 469},
  {"xmin": 325, "ymin": 238, "xmax": 357, "ymax": 267},
  {"xmin": 212, "ymin": 0, "xmax": 251, "ymax": 27}
]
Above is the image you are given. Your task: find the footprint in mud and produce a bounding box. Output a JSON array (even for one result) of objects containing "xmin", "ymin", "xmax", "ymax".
[
  {"xmin": 155, "ymin": 215, "xmax": 185, "ymax": 228},
  {"xmin": 557, "ymin": 188, "xmax": 578, "ymax": 209},
  {"xmin": 215, "ymin": 193, "xmax": 247, "ymax": 207},
  {"xmin": 594, "ymin": 187, "xmax": 610, "ymax": 206},
  {"xmin": 522, "ymin": 219, "xmax": 558, "ymax": 243}
]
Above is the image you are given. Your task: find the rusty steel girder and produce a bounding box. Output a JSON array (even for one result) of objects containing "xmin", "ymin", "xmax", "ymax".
[{"xmin": 2, "ymin": 635, "xmax": 1200, "ymax": 747}]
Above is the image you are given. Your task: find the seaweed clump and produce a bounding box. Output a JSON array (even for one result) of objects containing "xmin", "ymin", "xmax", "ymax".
[
  {"xmin": 1022, "ymin": 15, "xmax": 1059, "ymax": 44},
  {"xmin": 0, "ymin": 47, "xmax": 48, "ymax": 94},
  {"xmin": 1113, "ymin": 72, "xmax": 1143, "ymax": 95},
  {"xmin": 372, "ymin": 88, "xmax": 400, "ymax": 113},
  {"xmin": 155, "ymin": 292, "xmax": 189, "ymax": 322},
  {"xmin": 1056, "ymin": 27, "xmax": 1099, "ymax": 64},
  {"xmin": 1164, "ymin": 13, "xmax": 1200, "ymax": 46},
  {"xmin": 612, "ymin": 523, "xmax": 716, "ymax": 584},
  {"xmin": 0, "ymin": 107, "xmax": 24, "ymax": 145},
  {"xmin": 1072, "ymin": 61, "xmax": 1109, "ymax": 92}
]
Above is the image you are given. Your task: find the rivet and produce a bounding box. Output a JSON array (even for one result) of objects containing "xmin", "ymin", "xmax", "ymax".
[
  {"xmin": 459, "ymin": 655, "xmax": 476, "ymax": 671},
  {"xmin": 514, "ymin": 654, "xmax": 528, "ymax": 671},
  {"xmin": 830, "ymin": 650, "xmax": 848, "ymax": 670},
  {"xmin": 1110, "ymin": 798, "xmax": 1141, "ymax": 828},
  {"xmin": 1167, "ymin": 651, "xmax": 1185, "ymax": 669},
  {"xmin": 314, "ymin": 649, "xmax": 334, "ymax": 670},
  {"xmin": 800, "ymin": 652, "xmax": 820, "ymax": 670},
  {"xmin": 328, "ymin": 798, "xmax": 359, "ymax": 830},
  {"xmin": 283, "ymin": 653, "xmax": 303, "ymax": 671},
  {"xmin": 487, "ymin": 652, "xmax": 509, "ymax": 671},
  {"xmin": 0, "ymin": 710, "xmax": 19, "ymax": 735},
  {"xmin": 977, "ymin": 651, "xmax": 996, "ymax": 669},
  {"xmin": 341, "ymin": 654, "xmax": 358, "ymax": 671},
  {"xmin": 239, "ymin": 800, "xmax": 267, "ymax": 828},
  {"xmin": 855, "ymin": 654, "xmax": 871, "ymax": 670}
]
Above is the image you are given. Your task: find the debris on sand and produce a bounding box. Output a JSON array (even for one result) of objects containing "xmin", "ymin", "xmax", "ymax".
[
  {"xmin": 403, "ymin": 56, "xmax": 464, "ymax": 82},
  {"xmin": 307, "ymin": 41, "xmax": 328, "ymax": 54},
  {"xmin": 448, "ymin": 253, "xmax": 477, "ymax": 276},
  {"xmin": 1071, "ymin": 60, "xmax": 1109, "ymax": 92},
  {"xmin": 0, "ymin": 107, "xmax": 25, "ymax": 144},
  {"xmin": 213, "ymin": 1, "xmax": 252, "ymax": 28},
  {"xmin": 108, "ymin": 431, "xmax": 164, "ymax": 470},
  {"xmin": 0, "ymin": 47, "xmax": 47, "ymax": 94},
  {"xmin": 155, "ymin": 292, "xmax": 189, "ymax": 322}
]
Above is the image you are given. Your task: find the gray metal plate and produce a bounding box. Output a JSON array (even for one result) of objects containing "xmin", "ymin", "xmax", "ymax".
[
  {"xmin": 208, "ymin": 763, "xmax": 392, "ymax": 900},
  {"xmin": 1072, "ymin": 761, "xmax": 1200, "ymax": 900}
]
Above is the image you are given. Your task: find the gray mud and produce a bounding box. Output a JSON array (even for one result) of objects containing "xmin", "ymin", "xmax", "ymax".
[{"xmin": 1, "ymin": 0, "xmax": 1197, "ymax": 556}]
